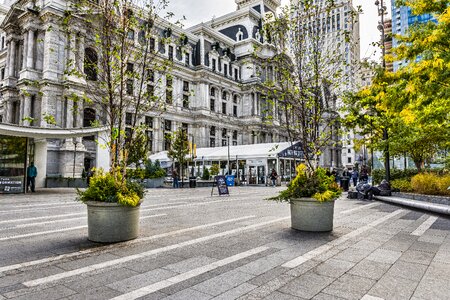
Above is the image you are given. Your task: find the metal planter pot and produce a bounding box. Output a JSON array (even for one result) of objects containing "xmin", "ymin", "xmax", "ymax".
[
  {"xmin": 290, "ymin": 198, "xmax": 335, "ymax": 232},
  {"xmin": 86, "ymin": 201, "xmax": 141, "ymax": 243}
]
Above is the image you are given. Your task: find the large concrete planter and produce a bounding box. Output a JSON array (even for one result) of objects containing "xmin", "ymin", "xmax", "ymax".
[
  {"xmin": 290, "ymin": 198, "xmax": 335, "ymax": 232},
  {"xmin": 86, "ymin": 201, "xmax": 141, "ymax": 243},
  {"xmin": 142, "ymin": 178, "xmax": 164, "ymax": 188}
]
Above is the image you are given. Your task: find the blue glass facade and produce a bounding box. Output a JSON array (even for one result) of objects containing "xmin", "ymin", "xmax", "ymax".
[{"xmin": 391, "ymin": 3, "xmax": 436, "ymax": 71}]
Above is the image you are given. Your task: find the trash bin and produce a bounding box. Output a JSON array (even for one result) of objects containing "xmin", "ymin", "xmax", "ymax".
[
  {"xmin": 225, "ymin": 175, "xmax": 235, "ymax": 187},
  {"xmin": 189, "ymin": 176, "xmax": 196, "ymax": 188},
  {"xmin": 340, "ymin": 178, "xmax": 350, "ymax": 192}
]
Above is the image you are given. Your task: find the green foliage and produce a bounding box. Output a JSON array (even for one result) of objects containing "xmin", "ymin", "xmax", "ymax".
[
  {"xmin": 126, "ymin": 160, "xmax": 166, "ymax": 179},
  {"xmin": 391, "ymin": 179, "xmax": 413, "ymax": 192},
  {"xmin": 126, "ymin": 127, "xmax": 150, "ymax": 166},
  {"xmin": 201, "ymin": 167, "xmax": 210, "ymax": 180},
  {"xmin": 411, "ymin": 173, "xmax": 450, "ymax": 196},
  {"xmin": 372, "ymin": 169, "xmax": 420, "ymax": 185},
  {"xmin": 167, "ymin": 129, "xmax": 190, "ymax": 174},
  {"xmin": 270, "ymin": 164, "xmax": 342, "ymax": 203},
  {"xmin": 145, "ymin": 160, "xmax": 166, "ymax": 179},
  {"xmin": 209, "ymin": 164, "xmax": 220, "ymax": 176},
  {"xmin": 77, "ymin": 168, "xmax": 144, "ymax": 207},
  {"xmin": 372, "ymin": 168, "xmax": 448, "ymax": 185}
]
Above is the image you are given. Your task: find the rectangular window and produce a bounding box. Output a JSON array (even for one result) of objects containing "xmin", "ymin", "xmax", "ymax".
[
  {"xmin": 0, "ymin": 68, "xmax": 4, "ymax": 80},
  {"xmin": 150, "ymin": 38, "xmax": 155, "ymax": 51},
  {"xmin": 348, "ymin": 149, "xmax": 351, "ymax": 153},
  {"xmin": 212, "ymin": 59, "xmax": 216, "ymax": 72},
  {"xmin": 125, "ymin": 112, "xmax": 133, "ymax": 125},
  {"xmin": 182, "ymin": 123, "xmax": 188, "ymax": 137},
  {"xmin": 210, "ymin": 99, "xmax": 215, "ymax": 111},
  {"xmin": 232, "ymin": 141, "xmax": 237, "ymax": 146},
  {"xmin": 234, "ymin": 69, "xmax": 238, "ymax": 81},
  {"xmin": 183, "ymin": 81, "xmax": 189, "ymax": 92},
  {"xmin": 185, "ymin": 53, "xmax": 190, "ymax": 65},
  {"xmin": 232, "ymin": 130, "xmax": 237, "ymax": 140},
  {"xmin": 168, "ymin": 46, "xmax": 174, "ymax": 61},
  {"xmin": 222, "ymin": 102, "xmax": 227, "ymax": 114},
  {"xmin": 127, "ymin": 63, "xmax": 134, "ymax": 73},
  {"xmin": 222, "ymin": 128, "xmax": 227, "ymax": 138},
  {"xmin": 224, "ymin": 64, "xmax": 228, "ymax": 76},
  {"xmin": 146, "ymin": 130, "xmax": 153, "ymax": 152},
  {"xmin": 222, "ymin": 139, "xmax": 227, "ymax": 146},
  {"xmin": 210, "ymin": 126, "xmax": 215, "ymax": 136},
  {"xmin": 147, "ymin": 84, "xmax": 154, "ymax": 98},
  {"xmin": 233, "ymin": 105, "xmax": 237, "ymax": 117},
  {"xmin": 183, "ymin": 94, "xmax": 189, "ymax": 108},
  {"xmin": 148, "ymin": 70, "xmax": 154, "ymax": 82},
  {"xmin": 210, "ymin": 138, "xmax": 215, "ymax": 147},
  {"xmin": 348, "ymin": 157, "xmax": 352, "ymax": 163},
  {"xmin": 145, "ymin": 116, "xmax": 153, "ymax": 128},
  {"xmin": 166, "ymin": 77, "xmax": 173, "ymax": 103},
  {"xmin": 164, "ymin": 119, "xmax": 172, "ymax": 131},
  {"xmin": 126, "ymin": 79, "xmax": 133, "ymax": 95},
  {"xmin": 127, "ymin": 30, "xmax": 135, "ymax": 40},
  {"xmin": 222, "ymin": 91, "xmax": 227, "ymax": 100},
  {"xmin": 164, "ymin": 133, "xmax": 171, "ymax": 151}
]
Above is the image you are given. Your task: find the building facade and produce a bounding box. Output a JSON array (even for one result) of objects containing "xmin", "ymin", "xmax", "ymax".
[
  {"xmin": 391, "ymin": 2, "xmax": 436, "ymax": 71},
  {"xmin": 0, "ymin": 0, "xmax": 298, "ymax": 185}
]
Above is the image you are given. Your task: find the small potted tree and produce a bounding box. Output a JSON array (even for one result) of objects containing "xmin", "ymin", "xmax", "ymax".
[{"xmin": 270, "ymin": 164, "xmax": 341, "ymax": 231}]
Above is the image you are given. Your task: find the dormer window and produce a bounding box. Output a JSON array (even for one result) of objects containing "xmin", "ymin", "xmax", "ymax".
[{"xmin": 236, "ymin": 28, "xmax": 244, "ymax": 41}]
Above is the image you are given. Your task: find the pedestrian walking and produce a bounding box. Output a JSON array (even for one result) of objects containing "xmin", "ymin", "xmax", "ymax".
[
  {"xmin": 26, "ymin": 162, "xmax": 37, "ymax": 193},
  {"xmin": 351, "ymin": 169, "xmax": 359, "ymax": 187},
  {"xmin": 270, "ymin": 169, "xmax": 278, "ymax": 187},
  {"xmin": 172, "ymin": 169, "xmax": 179, "ymax": 188}
]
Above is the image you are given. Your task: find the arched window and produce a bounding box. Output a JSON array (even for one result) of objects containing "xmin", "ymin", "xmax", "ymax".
[
  {"xmin": 84, "ymin": 48, "xmax": 98, "ymax": 81},
  {"xmin": 83, "ymin": 108, "xmax": 96, "ymax": 127}
]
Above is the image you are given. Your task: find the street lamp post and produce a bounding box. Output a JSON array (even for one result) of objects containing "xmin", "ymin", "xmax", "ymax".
[
  {"xmin": 227, "ymin": 135, "xmax": 230, "ymax": 175},
  {"xmin": 375, "ymin": 0, "xmax": 391, "ymax": 182}
]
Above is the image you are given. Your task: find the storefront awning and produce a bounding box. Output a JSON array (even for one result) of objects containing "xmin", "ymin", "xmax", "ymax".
[{"xmin": 0, "ymin": 123, "xmax": 108, "ymax": 139}]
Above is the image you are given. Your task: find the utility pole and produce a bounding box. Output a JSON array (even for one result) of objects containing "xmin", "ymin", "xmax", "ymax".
[{"xmin": 375, "ymin": 0, "xmax": 391, "ymax": 182}]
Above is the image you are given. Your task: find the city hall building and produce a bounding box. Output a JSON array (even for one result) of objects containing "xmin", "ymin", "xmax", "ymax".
[{"xmin": 0, "ymin": 0, "xmax": 342, "ymax": 190}]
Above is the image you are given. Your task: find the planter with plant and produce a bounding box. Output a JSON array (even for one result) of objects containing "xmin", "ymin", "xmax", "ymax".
[
  {"xmin": 78, "ymin": 169, "xmax": 144, "ymax": 243},
  {"xmin": 270, "ymin": 164, "xmax": 341, "ymax": 232}
]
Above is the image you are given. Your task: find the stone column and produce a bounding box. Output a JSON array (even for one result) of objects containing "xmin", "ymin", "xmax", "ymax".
[
  {"xmin": 78, "ymin": 34, "xmax": 85, "ymax": 73},
  {"xmin": 42, "ymin": 23, "xmax": 59, "ymax": 81},
  {"xmin": 26, "ymin": 30, "xmax": 35, "ymax": 69},
  {"xmin": 34, "ymin": 139, "xmax": 48, "ymax": 188},
  {"xmin": 8, "ymin": 39, "xmax": 16, "ymax": 77},
  {"xmin": 35, "ymin": 31, "xmax": 45, "ymax": 71},
  {"xmin": 199, "ymin": 34, "xmax": 205, "ymax": 66},
  {"xmin": 22, "ymin": 95, "xmax": 32, "ymax": 126},
  {"xmin": 22, "ymin": 32, "xmax": 28, "ymax": 70}
]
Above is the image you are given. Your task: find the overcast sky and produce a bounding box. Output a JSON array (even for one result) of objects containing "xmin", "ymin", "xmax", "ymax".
[{"xmin": 167, "ymin": 0, "xmax": 387, "ymax": 61}]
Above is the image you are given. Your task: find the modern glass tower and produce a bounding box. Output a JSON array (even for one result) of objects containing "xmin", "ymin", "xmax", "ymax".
[{"xmin": 391, "ymin": 3, "xmax": 436, "ymax": 71}]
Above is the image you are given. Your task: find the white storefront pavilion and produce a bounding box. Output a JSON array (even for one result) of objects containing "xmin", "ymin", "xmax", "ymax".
[
  {"xmin": 0, "ymin": 123, "xmax": 109, "ymax": 193},
  {"xmin": 149, "ymin": 142, "xmax": 304, "ymax": 185}
]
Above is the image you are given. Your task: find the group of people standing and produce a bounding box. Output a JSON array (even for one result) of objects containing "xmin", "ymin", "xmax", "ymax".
[{"xmin": 330, "ymin": 165, "xmax": 369, "ymax": 188}]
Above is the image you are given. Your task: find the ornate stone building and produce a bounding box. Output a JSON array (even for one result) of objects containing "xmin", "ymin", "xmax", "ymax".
[{"xmin": 0, "ymin": 0, "xmax": 295, "ymax": 182}]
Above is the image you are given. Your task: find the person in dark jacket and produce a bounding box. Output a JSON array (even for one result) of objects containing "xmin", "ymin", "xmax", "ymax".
[
  {"xmin": 270, "ymin": 169, "xmax": 278, "ymax": 187},
  {"xmin": 27, "ymin": 162, "xmax": 38, "ymax": 193}
]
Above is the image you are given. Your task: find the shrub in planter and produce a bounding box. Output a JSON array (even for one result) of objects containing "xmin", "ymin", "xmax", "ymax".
[
  {"xmin": 411, "ymin": 173, "xmax": 450, "ymax": 196},
  {"xmin": 271, "ymin": 164, "xmax": 342, "ymax": 203},
  {"xmin": 202, "ymin": 167, "xmax": 210, "ymax": 180},
  {"xmin": 391, "ymin": 179, "xmax": 413, "ymax": 193},
  {"xmin": 269, "ymin": 164, "xmax": 342, "ymax": 232},
  {"xmin": 145, "ymin": 160, "xmax": 166, "ymax": 179},
  {"xmin": 77, "ymin": 168, "xmax": 144, "ymax": 242}
]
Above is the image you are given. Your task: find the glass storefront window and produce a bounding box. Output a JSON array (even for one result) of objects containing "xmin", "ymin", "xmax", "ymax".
[{"xmin": 0, "ymin": 135, "xmax": 27, "ymax": 193}]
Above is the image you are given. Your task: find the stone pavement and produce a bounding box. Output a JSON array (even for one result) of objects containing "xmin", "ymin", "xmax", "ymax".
[{"xmin": 0, "ymin": 187, "xmax": 449, "ymax": 300}]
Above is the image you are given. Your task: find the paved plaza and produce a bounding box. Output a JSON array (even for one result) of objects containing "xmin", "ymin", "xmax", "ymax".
[{"xmin": 0, "ymin": 187, "xmax": 449, "ymax": 300}]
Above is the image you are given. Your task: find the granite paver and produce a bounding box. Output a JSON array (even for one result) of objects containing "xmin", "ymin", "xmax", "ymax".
[{"xmin": 1, "ymin": 187, "xmax": 449, "ymax": 299}]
